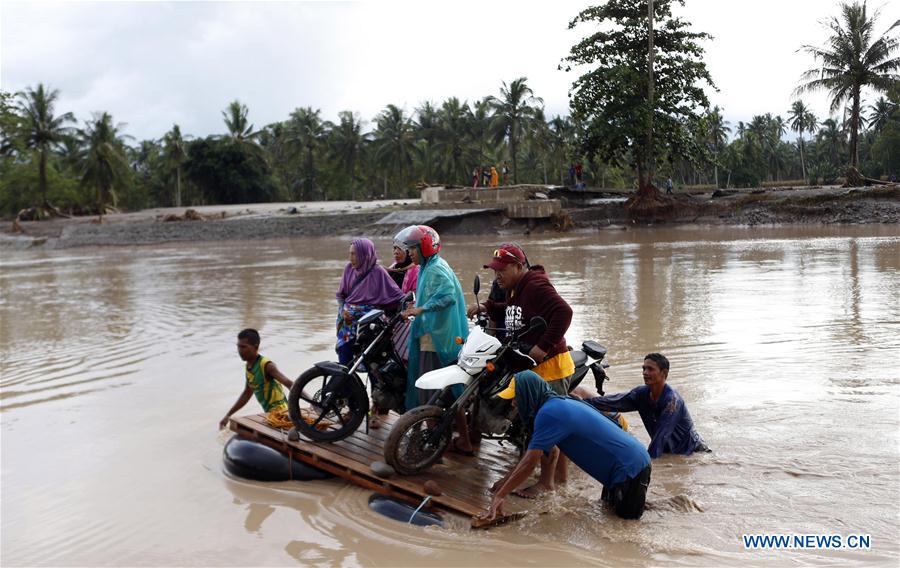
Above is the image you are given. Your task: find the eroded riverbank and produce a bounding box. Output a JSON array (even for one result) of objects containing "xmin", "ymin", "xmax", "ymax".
[{"xmin": 1, "ymin": 185, "xmax": 898, "ymax": 250}]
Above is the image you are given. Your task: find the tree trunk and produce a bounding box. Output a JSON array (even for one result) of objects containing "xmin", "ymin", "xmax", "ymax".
[
  {"xmin": 175, "ymin": 167, "xmax": 182, "ymax": 207},
  {"xmin": 849, "ymin": 91, "xmax": 860, "ymax": 168},
  {"xmin": 39, "ymin": 148, "xmax": 48, "ymax": 207},
  {"xmin": 349, "ymin": 155, "xmax": 356, "ymax": 201},
  {"xmin": 511, "ymin": 136, "xmax": 518, "ymax": 185},
  {"xmin": 799, "ymin": 133, "xmax": 806, "ymax": 182}
]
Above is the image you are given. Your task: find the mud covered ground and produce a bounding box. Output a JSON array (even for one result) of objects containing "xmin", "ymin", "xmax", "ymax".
[{"xmin": 2, "ymin": 185, "xmax": 898, "ymax": 250}]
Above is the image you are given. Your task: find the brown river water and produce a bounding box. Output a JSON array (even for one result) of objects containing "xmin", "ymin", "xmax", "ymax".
[{"xmin": 1, "ymin": 225, "xmax": 899, "ymax": 566}]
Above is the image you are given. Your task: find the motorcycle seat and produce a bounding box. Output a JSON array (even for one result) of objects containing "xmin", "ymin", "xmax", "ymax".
[
  {"xmin": 570, "ymin": 349, "xmax": 588, "ymax": 368},
  {"xmin": 581, "ymin": 341, "xmax": 607, "ymax": 361}
]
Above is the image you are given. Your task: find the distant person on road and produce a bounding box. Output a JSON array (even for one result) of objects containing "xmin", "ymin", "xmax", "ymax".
[
  {"xmin": 482, "ymin": 165, "xmax": 492, "ymax": 188},
  {"xmin": 665, "ymin": 177, "xmax": 674, "ymax": 195},
  {"xmin": 582, "ymin": 353, "xmax": 709, "ymax": 458},
  {"xmin": 219, "ymin": 328, "xmax": 295, "ymax": 430},
  {"xmin": 477, "ymin": 371, "xmax": 652, "ymax": 522},
  {"xmin": 490, "ymin": 166, "xmax": 499, "ymax": 187},
  {"xmin": 472, "ymin": 166, "xmax": 480, "ymax": 188},
  {"xmin": 501, "ymin": 162, "xmax": 509, "ymax": 185}
]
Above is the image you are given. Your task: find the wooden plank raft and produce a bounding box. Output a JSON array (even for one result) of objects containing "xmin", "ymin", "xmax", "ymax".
[{"xmin": 229, "ymin": 413, "xmax": 526, "ymax": 527}]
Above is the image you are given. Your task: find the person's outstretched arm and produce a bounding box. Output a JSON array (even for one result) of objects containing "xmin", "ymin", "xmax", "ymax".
[
  {"xmin": 264, "ymin": 361, "xmax": 294, "ymax": 390},
  {"xmin": 584, "ymin": 389, "xmax": 640, "ymax": 413},
  {"xmin": 219, "ymin": 385, "xmax": 253, "ymax": 429},
  {"xmin": 479, "ymin": 449, "xmax": 542, "ymax": 520}
]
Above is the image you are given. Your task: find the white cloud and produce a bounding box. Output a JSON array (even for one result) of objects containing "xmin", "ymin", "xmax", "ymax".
[{"xmin": 1, "ymin": 0, "xmax": 895, "ymax": 142}]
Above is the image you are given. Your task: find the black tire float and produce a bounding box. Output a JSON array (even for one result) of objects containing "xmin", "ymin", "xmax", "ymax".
[
  {"xmin": 223, "ymin": 435, "xmax": 333, "ymax": 482},
  {"xmin": 367, "ymin": 494, "xmax": 445, "ymax": 527}
]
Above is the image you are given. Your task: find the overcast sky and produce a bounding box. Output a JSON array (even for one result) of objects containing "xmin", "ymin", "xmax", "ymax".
[{"xmin": 2, "ymin": 0, "xmax": 896, "ymax": 142}]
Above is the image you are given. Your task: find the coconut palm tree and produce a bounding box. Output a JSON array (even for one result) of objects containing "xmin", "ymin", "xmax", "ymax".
[
  {"xmin": 488, "ymin": 77, "xmax": 543, "ymax": 184},
  {"xmin": 415, "ymin": 101, "xmax": 439, "ymax": 183},
  {"xmin": 527, "ymin": 108, "xmax": 553, "ymax": 184},
  {"xmin": 818, "ymin": 117, "xmax": 846, "ymax": 169},
  {"xmin": 468, "ymin": 97, "xmax": 493, "ymax": 165},
  {"xmin": 867, "ymin": 96, "xmax": 897, "ymax": 134},
  {"xmin": 222, "ymin": 100, "xmax": 259, "ymax": 142},
  {"xmin": 433, "ymin": 97, "xmax": 474, "ymax": 185},
  {"xmin": 15, "ymin": 83, "xmax": 75, "ymax": 211},
  {"xmin": 796, "ymin": 1, "xmax": 900, "ymax": 182},
  {"xmin": 162, "ymin": 124, "xmax": 188, "ymax": 207},
  {"xmin": 372, "ymin": 104, "xmax": 417, "ymax": 197},
  {"xmin": 548, "ymin": 115, "xmax": 575, "ymax": 186},
  {"xmin": 79, "ymin": 112, "xmax": 132, "ymax": 222},
  {"xmin": 788, "ymin": 100, "xmax": 819, "ymax": 181},
  {"xmin": 287, "ymin": 107, "xmax": 325, "ymax": 200},
  {"xmin": 329, "ymin": 110, "xmax": 367, "ymax": 200},
  {"xmin": 705, "ymin": 106, "xmax": 730, "ymax": 186}
]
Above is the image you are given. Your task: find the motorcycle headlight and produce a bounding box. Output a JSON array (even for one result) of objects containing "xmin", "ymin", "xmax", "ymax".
[{"xmin": 460, "ymin": 356, "xmax": 481, "ymax": 368}]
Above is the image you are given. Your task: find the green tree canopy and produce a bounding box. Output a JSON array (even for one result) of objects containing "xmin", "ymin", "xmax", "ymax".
[
  {"xmin": 184, "ymin": 137, "xmax": 277, "ymax": 204},
  {"xmin": 796, "ymin": 1, "xmax": 900, "ymax": 181},
  {"xmin": 564, "ymin": 0, "xmax": 715, "ymax": 193}
]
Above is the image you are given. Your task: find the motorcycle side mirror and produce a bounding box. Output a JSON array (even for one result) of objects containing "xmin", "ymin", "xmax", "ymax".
[{"xmin": 473, "ymin": 274, "xmax": 481, "ymax": 296}]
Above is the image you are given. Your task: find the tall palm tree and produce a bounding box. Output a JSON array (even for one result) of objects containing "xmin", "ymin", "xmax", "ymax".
[
  {"xmin": 222, "ymin": 100, "xmax": 259, "ymax": 142},
  {"xmin": 287, "ymin": 107, "xmax": 325, "ymax": 200},
  {"xmin": 788, "ymin": 100, "xmax": 819, "ymax": 181},
  {"xmin": 488, "ymin": 77, "xmax": 543, "ymax": 184},
  {"xmin": 372, "ymin": 104, "xmax": 417, "ymax": 197},
  {"xmin": 162, "ymin": 124, "xmax": 188, "ymax": 207},
  {"xmin": 79, "ymin": 112, "xmax": 132, "ymax": 222},
  {"xmin": 818, "ymin": 117, "xmax": 846, "ymax": 169},
  {"xmin": 867, "ymin": 96, "xmax": 897, "ymax": 134},
  {"xmin": 15, "ymin": 83, "xmax": 75, "ymax": 210},
  {"xmin": 433, "ymin": 97, "xmax": 474, "ymax": 185},
  {"xmin": 329, "ymin": 110, "xmax": 367, "ymax": 200},
  {"xmin": 527, "ymin": 107, "xmax": 552, "ymax": 184},
  {"xmin": 549, "ymin": 115, "xmax": 575, "ymax": 186},
  {"xmin": 415, "ymin": 101, "xmax": 439, "ymax": 182},
  {"xmin": 705, "ymin": 106, "xmax": 730, "ymax": 187},
  {"xmin": 468, "ymin": 97, "xmax": 493, "ymax": 165},
  {"xmin": 796, "ymin": 1, "xmax": 900, "ymax": 180}
]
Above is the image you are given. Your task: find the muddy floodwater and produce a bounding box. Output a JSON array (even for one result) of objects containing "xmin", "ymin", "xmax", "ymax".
[{"xmin": 1, "ymin": 225, "xmax": 898, "ymax": 566}]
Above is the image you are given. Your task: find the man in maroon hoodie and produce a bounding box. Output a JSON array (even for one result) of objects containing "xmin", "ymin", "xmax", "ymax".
[{"xmin": 464, "ymin": 244, "xmax": 575, "ymax": 497}]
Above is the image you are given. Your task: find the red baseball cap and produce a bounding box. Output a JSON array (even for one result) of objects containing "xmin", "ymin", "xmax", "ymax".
[{"xmin": 484, "ymin": 245, "xmax": 526, "ymax": 270}]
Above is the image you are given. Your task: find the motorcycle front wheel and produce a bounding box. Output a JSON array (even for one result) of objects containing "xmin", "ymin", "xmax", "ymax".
[
  {"xmin": 383, "ymin": 405, "xmax": 452, "ymax": 475},
  {"xmin": 288, "ymin": 366, "xmax": 368, "ymax": 442}
]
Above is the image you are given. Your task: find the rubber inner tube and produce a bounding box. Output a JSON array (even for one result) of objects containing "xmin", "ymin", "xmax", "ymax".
[
  {"xmin": 223, "ymin": 435, "xmax": 333, "ymax": 482},
  {"xmin": 368, "ymin": 494, "xmax": 445, "ymax": 527}
]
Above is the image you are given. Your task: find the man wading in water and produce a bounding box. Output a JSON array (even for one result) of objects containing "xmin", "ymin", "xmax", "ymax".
[{"xmin": 581, "ymin": 353, "xmax": 710, "ymax": 458}]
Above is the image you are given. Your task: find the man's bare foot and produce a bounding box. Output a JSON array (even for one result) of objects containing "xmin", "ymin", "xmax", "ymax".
[{"xmin": 512, "ymin": 483, "xmax": 553, "ymax": 499}]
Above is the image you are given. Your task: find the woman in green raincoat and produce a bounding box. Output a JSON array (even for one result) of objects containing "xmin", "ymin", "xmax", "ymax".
[{"xmin": 396, "ymin": 225, "xmax": 468, "ymax": 411}]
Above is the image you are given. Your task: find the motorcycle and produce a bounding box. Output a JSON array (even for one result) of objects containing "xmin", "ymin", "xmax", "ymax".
[
  {"xmin": 383, "ymin": 275, "xmax": 613, "ymax": 475},
  {"xmin": 287, "ymin": 291, "xmax": 415, "ymax": 442}
]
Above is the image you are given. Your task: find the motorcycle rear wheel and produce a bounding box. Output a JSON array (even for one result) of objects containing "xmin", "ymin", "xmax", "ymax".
[
  {"xmin": 288, "ymin": 366, "xmax": 368, "ymax": 442},
  {"xmin": 384, "ymin": 405, "xmax": 452, "ymax": 475}
]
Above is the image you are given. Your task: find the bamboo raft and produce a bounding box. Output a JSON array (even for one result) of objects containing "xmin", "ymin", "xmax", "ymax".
[{"xmin": 228, "ymin": 413, "xmax": 526, "ymax": 528}]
